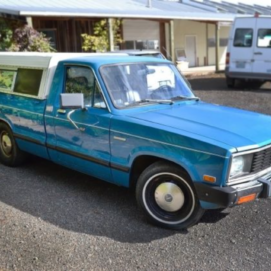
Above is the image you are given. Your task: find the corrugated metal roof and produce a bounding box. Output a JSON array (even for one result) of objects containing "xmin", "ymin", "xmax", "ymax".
[
  {"xmin": 0, "ymin": 0, "xmax": 236, "ymax": 21},
  {"xmin": 197, "ymin": 0, "xmax": 271, "ymax": 15}
]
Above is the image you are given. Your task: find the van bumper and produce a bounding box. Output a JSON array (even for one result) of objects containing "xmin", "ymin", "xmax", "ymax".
[
  {"xmin": 194, "ymin": 177, "xmax": 271, "ymax": 208},
  {"xmin": 225, "ymin": 67, "xmax": 270, "ymax": 81}
]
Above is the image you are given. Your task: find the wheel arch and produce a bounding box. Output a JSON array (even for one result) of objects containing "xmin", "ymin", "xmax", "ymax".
[
  {"xmin": 0, "ymin": 118, "xmax": 14, "ymax": 131},
  {"xmin": 129, "ymin": 154, "xmax": 197, "ymax": 190}
]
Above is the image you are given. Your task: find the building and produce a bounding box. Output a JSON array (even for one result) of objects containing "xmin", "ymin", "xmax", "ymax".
[{"xmin": 0, "ymin": 0, "xmax": 270, "ymax": 71}]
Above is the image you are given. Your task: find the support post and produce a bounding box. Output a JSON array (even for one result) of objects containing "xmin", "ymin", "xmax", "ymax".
[
  {"xmin": 26, "ymin": 17, "xmax": 33, "ymax": 27},
  {"xmin": 215, "ymin": 22, "xmax": 220, "ymax": 72},
  {"xmin": 169, "ymin": 20, "xmax": 175, "ymax": 63},
  {"xmin": 72, "ymin": 19, "xmax": 77, "ymax": 52},
  {"xmin": 107, "ymin": 18, "xmax": 114, "ymax": 52}
]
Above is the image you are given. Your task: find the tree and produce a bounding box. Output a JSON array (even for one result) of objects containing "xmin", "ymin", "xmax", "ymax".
[
  {"xmin": 7, "ymin": 25, "xmax": 55, "ymax": 52},
  {"xmin": 0, "ymin": 18, "xmax": 21, "ymax": 51},
  {"xmin": 81, "ymin": 19, "xmax": 122, "ymax": 52}
]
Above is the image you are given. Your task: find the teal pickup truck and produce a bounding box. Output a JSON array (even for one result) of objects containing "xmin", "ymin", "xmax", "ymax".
[{"xmin": 0, "ymin": 52, "xmax": 270, "ymax": 230}]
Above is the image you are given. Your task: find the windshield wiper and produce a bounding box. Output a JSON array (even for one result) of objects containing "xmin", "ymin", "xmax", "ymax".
[
  {"xmin": 139, "ymin": 99, "xmax": 174, "ymax": 105},
  {"xmin": 125, "ymin": 99, "xmax": 174, "ymax": 108},
  {"xmin": 171, "ymin": 95, "xmax": 200, "ymax": 101}
]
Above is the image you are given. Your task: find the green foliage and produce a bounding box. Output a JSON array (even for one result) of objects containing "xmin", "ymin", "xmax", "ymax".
[
  {"xmin": 0, "ymin": 70, "xmax": 15, "ymax": 89},
  {"xmin": 7, "ymin": 25, "xmax": 56, "ymax": 52},
  {"xmin": 0, "ymin": 18, "xmax": 55, "ymax": 52},
  {"xmin": 81, "ymin": 19, "xmax": 122, "ymax": 52},
  {"xmin": 0, "ymin": 18, "xmax": 17, "ymax": 51}
]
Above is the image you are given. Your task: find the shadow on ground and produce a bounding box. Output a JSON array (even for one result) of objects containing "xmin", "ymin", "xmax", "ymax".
[
  {"xmin": 189, "ymin": 75, "xmax": 271, "ymax": 93},
  {"xmin": 0, "ymin": 157, "xmax": 227, "ymax": 243}
]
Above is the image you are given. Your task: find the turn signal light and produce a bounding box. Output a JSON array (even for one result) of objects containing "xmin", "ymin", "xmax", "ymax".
[
  {"xmin": 237, "ymin": 194, "xmax": 256, "ymax": 204},
  {"xmin": 203, "ymin": 175, "xmax": 216, "ymax": 183}
]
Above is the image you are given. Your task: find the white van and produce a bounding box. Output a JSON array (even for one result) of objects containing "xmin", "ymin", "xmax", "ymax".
[{"xmin": 225, "ymin": 15, "xmax": 271, "ymax": 88}]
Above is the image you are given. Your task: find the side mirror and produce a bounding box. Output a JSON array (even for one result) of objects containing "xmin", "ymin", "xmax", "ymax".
[{"xmin": 60, "ymin": 93, "xmax": 84, "ymax": 109}]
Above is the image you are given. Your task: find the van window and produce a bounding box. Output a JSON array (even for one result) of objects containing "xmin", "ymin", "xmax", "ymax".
[
  {"xmin": 14, "ymin": 69, "xmax": 43, "ymax": 96},
  {"xmin": 0, "ymin": 70, "xmax": 16, "ymax": 91},
  {"xmin": 257, "ymin": 29, "xmax": 271, "ymax": 48},
  {"xmin": 234, "ymin": 29, "xmax": 253, "ymax": 47}
]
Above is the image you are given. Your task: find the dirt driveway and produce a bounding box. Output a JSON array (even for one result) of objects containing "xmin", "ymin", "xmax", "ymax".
[{"xmin": 189, "ymin": 73, "xmax": 271, "ymax": 116}]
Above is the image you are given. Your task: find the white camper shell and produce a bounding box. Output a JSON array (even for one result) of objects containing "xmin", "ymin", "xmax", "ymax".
[
  {"xmin": 0, "ymin": 52, "xmax": 127, "ymax": 99},
  {"xmin": 225, "ymin": 15, "xmax": 271, "ymax": 88}
]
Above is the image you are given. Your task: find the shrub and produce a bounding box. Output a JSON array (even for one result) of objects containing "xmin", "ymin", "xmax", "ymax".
[
  {"xmin": 7, "ymin": 25, "xmax": 55, "ymax": 52},
  {"xmin": 82, "ymin": 19, "xmax": 122, "ymax": 52}
]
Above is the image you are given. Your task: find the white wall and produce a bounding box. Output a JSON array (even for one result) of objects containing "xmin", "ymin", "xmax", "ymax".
[
  {"xmin": 208, "ymin": 24, "xmax": 231, "ymax": 69},
  {"xmin": 173, "ymin": 20, "xmax": 231, "ymax": 68},
  {"xmin": 123, "ymin": 20, "xmax": 160, "ymax": 40},
  {"xmin": 174, "ymin": 20, "xmax": 207, "ymax": 66}
]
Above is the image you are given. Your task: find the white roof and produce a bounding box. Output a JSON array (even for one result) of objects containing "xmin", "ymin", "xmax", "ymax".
[{"xmin": 0, "ymin": 52, "xmax": 127, "ymax": 68}]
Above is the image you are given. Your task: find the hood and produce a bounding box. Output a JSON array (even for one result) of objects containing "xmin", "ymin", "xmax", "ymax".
[{"xmin": 127, "ymin": 101, "xmax": 271, "ymax": 152}]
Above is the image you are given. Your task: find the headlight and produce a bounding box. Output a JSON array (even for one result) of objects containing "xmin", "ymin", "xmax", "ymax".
[{"xmin": 229, "ymin": 154, "xmax": 253, "ymax": 180}]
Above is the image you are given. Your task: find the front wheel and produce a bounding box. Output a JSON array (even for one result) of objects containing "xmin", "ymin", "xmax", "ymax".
[{"xmin": 136, "ymin": 161, "xmax": 205, "ymax": 230}]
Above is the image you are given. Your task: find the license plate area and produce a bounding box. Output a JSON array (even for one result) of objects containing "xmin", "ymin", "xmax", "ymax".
[
  {"xmin": 258, "ymin": 177, "xmax": 271, "ymax": 198},
  {"xmin": 236, "ymin": 61, "xmax": 246, "ymax": 69}
]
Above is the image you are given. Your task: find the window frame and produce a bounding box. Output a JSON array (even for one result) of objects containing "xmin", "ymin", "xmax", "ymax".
[
  {"xmin": 0, "ymin": 66, "xmax": 46, "ymax": 99},
  {"xmin": 0, "ymin": 68, "xmax": 17, "ymax": 92},
  {"xmin": 257, "ymin": 28, "xmax": 271, "ymax": 48},
  {"xmin": 63, "ymin": 64, "xmax": 109, "ymax": 111},
  {"xmin": 233, "ymin": 28, "xmax": 253, "ymax": 48}
]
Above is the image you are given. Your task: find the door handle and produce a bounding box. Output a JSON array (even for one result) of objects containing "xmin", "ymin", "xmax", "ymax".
[{"xmin": 254, "ymin": 52, "xmax": 262, "ymax": 55}]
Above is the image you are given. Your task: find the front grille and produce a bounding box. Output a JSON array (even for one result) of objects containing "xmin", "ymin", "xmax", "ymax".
[{"xmin": 251, "ymin": 146, "xmax": 271, "ymax": 173}]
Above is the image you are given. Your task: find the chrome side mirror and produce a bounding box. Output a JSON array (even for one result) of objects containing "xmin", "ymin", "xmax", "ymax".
[{"xmin": 60, "ymin": 93, "xmax": 85, "ymax": 109}]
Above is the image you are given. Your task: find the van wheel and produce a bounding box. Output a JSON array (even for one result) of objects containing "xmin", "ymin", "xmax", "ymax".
[
  {"xmin": 226, "ymin": 77, "xmax": 235, "ymax": 88},
  {"xmin": 0, "ymin": 123, "xmax": 26, "ymax": 167},
  {"xmin": 250, "ymin": 80, "xmax": 263, "ymax": 89},
  {"xmin": 136, "ymin": 161, "xmax": 205, "ymax": 230}
]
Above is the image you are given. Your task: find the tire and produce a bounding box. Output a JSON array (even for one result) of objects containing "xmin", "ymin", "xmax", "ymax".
[
  {"xmin": 136, "ymin": 161, "xmax": 205, "ymax": 230},
  {"xmin": 250, "ymin": 80, "xmax": 263, "ymax": 89},
  {"xmin": 226, "ymin": 76, "xmax": 235, "ymax": 88},
  {"xmin": 0, "ymin": 123, "xmax": 26, "ymax": 167}
]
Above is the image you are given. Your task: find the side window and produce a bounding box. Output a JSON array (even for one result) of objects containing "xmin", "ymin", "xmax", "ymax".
[
  {"xmin": 65, "ymin": 66, "xmax": 94, "ymax": 106},
  {"xmin": 0, "ymin": 69, "xmax": 16, "ymax": 91},
  {"xmin": 93, "ymin": 84, "xmax": 106, "ymax": 109},
  {"xmin": 65, "ymin": 66, "xmax": 106, "ymax": 108},
  {"xmin": 14, "ymin": 69, "xmax": 43, "ymax": 96},
  {"xmin": 257, "ymin": 29, "xmax": 271, "ymax": 48},
  {"xmin": 234, "ymin": 29, "xmax": 253, "ymax": 47}
]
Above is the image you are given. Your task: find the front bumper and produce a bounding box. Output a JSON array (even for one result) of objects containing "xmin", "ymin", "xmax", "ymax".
[{"xmin": 194, "ymin": 174, "xmax": 271, "ymax": 208}]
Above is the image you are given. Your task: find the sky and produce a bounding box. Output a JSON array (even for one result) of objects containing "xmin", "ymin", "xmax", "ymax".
[{"xmin": 197, "ymin": 0, "xmax": 270, "ymax": 7}]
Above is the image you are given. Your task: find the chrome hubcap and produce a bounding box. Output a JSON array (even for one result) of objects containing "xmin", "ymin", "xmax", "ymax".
[
  {"xmin": 1, "ymin": 133, "xmax": 12, "ymax": 156},
  {"xmin": 154, "ymin": 182, "xmax": 185, "ymax": 212}
]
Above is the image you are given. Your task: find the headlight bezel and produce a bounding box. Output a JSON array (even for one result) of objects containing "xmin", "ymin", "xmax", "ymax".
[
  {"xmin": 227, "ymin": 144, "xmax": 271, "ymax": 185},
  {"xmin": 227, "ymin": 153, "xmax": 253, "ymax": 183}
]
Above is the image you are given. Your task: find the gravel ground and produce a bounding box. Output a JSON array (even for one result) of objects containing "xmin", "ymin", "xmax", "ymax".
[
  {"xmin": 0, "ymin": 73, "xmax": 271, "ymax": 271},
  {"xmin": 190, "ymin": 73, "xmax": 271, "ymax": 115}
]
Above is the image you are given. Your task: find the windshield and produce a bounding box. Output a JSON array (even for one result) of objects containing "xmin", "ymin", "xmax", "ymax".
[{"xmin": 101, "ymin": 63, "xmax": 195, "ymax": 108}]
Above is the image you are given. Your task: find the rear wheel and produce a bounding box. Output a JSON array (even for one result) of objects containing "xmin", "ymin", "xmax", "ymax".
[
  {"xmin": 136, "ymin": 161, "xmax": 205, "ymax": 230},
  {"xmin": 0, "ymin": 123, "xmax": 26, "ymax": 166},
  {"xmin": 250, "ymin": 80, "xmax": 263, "ymax": 89}
]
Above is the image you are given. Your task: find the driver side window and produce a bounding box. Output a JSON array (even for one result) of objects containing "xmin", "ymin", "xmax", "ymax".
[{"xmin": 65, "ymin": 66, "xmax": 106, "ymax": 108}]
